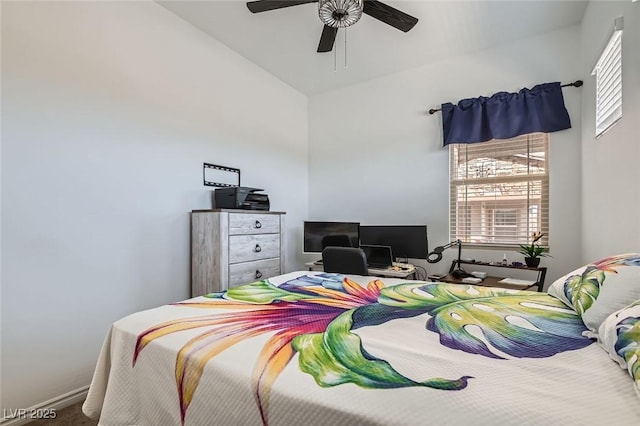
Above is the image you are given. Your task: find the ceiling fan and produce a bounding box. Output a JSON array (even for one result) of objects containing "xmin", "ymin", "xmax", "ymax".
[{"xmin": 246, "ymin": 0, "xmax": 418, "ymax": 53}]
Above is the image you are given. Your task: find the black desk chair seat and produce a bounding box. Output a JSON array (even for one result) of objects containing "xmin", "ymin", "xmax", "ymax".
[{"xmin": 321, "ymin": 247, "xmax": 369, "ymax": 275}]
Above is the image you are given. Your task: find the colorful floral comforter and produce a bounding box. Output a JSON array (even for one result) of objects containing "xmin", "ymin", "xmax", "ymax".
[{"xmin": 83, "ymin": 272, "xmax": 640, "ymax": 425}]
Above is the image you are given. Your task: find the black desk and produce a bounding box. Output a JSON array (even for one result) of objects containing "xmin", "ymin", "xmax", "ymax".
[{"xmin": 428, "ymin": 260, "xmax": 547, "ymax": 292}]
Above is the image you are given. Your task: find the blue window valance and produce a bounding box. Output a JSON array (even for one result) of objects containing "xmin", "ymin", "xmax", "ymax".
[{"xmin": 441, "ymin": 82, "xmax": 572, "ymax": 146}]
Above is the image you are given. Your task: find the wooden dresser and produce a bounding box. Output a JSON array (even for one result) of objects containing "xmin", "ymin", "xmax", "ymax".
[{"xmin": 191, "ymin": 209, "xmax": 286, "ymax": 297}]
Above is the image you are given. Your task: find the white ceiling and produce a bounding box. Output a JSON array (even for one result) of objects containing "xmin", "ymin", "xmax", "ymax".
[{"xmin": 158, "ymin": 0, "xmax": 588, "ymax": 95}]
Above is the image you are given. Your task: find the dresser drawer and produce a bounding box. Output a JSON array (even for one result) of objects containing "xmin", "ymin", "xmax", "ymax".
[
  {"xmin": 229, "ymin": 234, "xmax": 280, "ymax": 263},
  {"xmin": 228, "ymin": 258, "xmax": 281, "ymax": 287},
  {"xmin": 228, "ymin": 213, "xmax": 280, "ymax": 235}
]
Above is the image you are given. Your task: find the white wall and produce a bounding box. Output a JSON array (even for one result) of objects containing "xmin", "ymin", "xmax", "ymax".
[
  {"xmin": 1, "ymin": 1, "xmax": 308, "ymax": 410},
  {"xmin": 308, "ymin": 26, "xmax": 583, "ymax": 284},
  {"xmin": 579, "ymin": 1, "xmax": 640, "ymax": 262},
  {"xmin": 5, "ymin": 0, "xmax": 636, "ymax": 414}
]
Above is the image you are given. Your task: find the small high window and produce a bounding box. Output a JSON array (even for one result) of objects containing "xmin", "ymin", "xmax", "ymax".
[{"xmin": 592, "ymin": 17, "xmax": 623, "ymax": 137}]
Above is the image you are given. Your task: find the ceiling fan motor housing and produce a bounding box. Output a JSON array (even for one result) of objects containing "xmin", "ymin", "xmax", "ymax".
[{"xmin": 318, "ymin": 0, "xmax": 364, "ymax": 28}]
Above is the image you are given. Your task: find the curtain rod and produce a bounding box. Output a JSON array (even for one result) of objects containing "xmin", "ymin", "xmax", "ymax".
[{"xmin": 427, "ymin": 80, "xmax": 583, "ymax": 115}]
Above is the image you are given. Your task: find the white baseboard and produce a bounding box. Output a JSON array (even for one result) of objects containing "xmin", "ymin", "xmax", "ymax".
[{"xmin": 1, "ymin": 385, "xmax": 89, "ymax": 426}]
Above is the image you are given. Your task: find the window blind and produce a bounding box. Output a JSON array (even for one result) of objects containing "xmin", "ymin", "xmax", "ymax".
[
  {"xmin": 592, "ymin": 19, "xmax": 623, "ymax": 137},
  {"xmin": 449, "ymin": 133, "xmax": 549, "ymax": 248}
]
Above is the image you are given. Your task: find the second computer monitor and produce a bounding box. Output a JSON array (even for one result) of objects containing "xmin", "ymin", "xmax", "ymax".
[
  {"xmin": 359, "ymin": 225, "xmax": 428, "ymax": 260},
  {"xmin": 303, "ymin": 221, "xmax": 360, "ymax": 253}
]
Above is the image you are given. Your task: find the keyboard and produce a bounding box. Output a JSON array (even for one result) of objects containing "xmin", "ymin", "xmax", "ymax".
[{"xmin": 498, "ymin": 278, "xmax": 536, "ymax": 286}]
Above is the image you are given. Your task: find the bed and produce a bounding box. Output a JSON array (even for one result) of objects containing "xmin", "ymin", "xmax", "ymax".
[{"xmin": 83, "ymin": 254, "xmax": 640, "ymax": 425}]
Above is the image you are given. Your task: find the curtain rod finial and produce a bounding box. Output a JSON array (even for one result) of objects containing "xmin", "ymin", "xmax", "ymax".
[
  {"xmin": 573, "ymin": 80, "xmax": 583, "ymax": 87},
  {"xmin": 428, "ymin": 108, "xmax": 440, "ymax": 115}
]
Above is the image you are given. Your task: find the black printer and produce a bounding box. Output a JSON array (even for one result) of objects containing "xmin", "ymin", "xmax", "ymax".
[{"xmin": 213, "ymin": 187, "xmax": 270, "ymax": 211}]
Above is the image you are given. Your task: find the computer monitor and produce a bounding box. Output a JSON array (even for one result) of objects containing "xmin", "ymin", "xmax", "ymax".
[
  {"xmin": 359, "ymin": 225, "xmax": 428, "ymax": 260},
  {"xmin": 360, "ymin": 244, "xmax": 394, "ymax": 268},
  {"xmin": 303, "ymin": 221, "xmax": 360, "ymax": 253}
]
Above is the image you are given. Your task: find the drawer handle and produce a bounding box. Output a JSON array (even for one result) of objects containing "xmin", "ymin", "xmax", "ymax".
[
  {"xmin": 255, "ymin": 270, "xmax": 263, "ymax": 279},
  {"xmin": 254, "ymin": 220, "xmax": 262, "ymax": 229},
  {"xmin": 254, "ymin": 244, "xmax": 262, "ymax": 253}
]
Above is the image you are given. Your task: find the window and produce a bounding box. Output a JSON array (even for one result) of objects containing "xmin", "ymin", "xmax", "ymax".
[
  {"xmin": 449, "ymin": 133, "xmax": 549, "ymax": 248},
  {"xmin": 592, "ymin": 17, "xmax": 623, "ymax": 137},
  {"xmin": 494, "ymin": 209, "xmax": 518, "ymax": 240}
]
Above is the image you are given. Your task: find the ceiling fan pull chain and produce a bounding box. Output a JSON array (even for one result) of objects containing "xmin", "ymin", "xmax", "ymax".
[
  {"xmin": 334, "ymin": 40, "xmax": 337, "ymax": 72},
  {"xmin": 344, "ymin": 27, "xmax": 348, "ymax": 69}
]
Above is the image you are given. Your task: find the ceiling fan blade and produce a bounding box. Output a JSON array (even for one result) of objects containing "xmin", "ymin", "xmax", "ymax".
[
  {"xmin": 247, "ymin": 0, "xmax": 318, "ymax": 14},
  {"xmin": 363, "ymin": 0, "xmax": 418, "ymax": 32},
  {"xmin": 317, "ymin": 25, "xmax": 338, "ymax": 52}
]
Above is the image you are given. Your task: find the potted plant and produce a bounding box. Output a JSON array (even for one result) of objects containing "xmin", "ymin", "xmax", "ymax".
[{"xmin": 518, "ymin": 232, "xmax": 550, "ymax": 267}]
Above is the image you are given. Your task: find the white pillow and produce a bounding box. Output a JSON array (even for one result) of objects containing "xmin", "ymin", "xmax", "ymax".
[
  {"xmin": 598, "ymin": 300, "xmax": 640, "ymax": 399},
  {"xmin": 547, "ymin": 253, "xmax": 640, "ymax": 332}
]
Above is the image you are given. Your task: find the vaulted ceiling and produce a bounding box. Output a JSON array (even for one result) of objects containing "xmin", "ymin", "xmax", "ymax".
[{"xmin": 158, "ymin": 0, "xmax": 588, "ymax": 95}]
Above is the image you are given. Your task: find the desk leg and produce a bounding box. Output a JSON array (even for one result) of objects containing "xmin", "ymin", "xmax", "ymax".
[{"xmin": 537, "ymin": 268, "xmax": 547, "ymax": 292}]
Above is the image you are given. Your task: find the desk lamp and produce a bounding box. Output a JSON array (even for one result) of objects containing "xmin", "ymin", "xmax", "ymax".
[{"xmin": 426, "ymin": 239, "xmax": 473, "ymax": 279}]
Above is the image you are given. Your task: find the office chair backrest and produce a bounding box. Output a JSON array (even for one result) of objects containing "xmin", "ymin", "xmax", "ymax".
[
  {"xmin": 321, "ymin": 246, "xmax": 369, "ymax": 275},
  {"xmin": 321, "ymin": 234, "xmax": 353, "ymax": 249}
]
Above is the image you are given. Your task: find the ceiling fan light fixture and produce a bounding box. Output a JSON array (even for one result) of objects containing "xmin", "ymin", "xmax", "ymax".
[{"xmin": 318, "ymin": 0, "xmax": 364, "ymax": 28}]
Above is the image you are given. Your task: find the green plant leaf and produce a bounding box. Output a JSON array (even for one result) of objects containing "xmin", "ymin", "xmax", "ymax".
[
  {"xmin": 518, "ymin": 245, "xmax": 549, "ymax": 258},
  {"xmin": 292, "ymin": 282, "xmax": 591, "ymax": 391},
  {"xmin": 292, "ymin": 306, "xmax": 471, "ymax": 391},
  {"xmin": 205, "ymin": 280, "xmax": 310, "ymax": 304},
  {"xmin": 564, "ymin": 267, "xmax": 605, "ymax": 315},
  {"xmin": 379, "ymin": 283, "xmax": 591, "ymax": 358},
  {"xmin": 615, "ymin": 316, "xmax": 640, "ymax": 387},
  {"xmin": 519, "ymin": 245, "xmax": 534, "ymax": 257},
  {"xmin": 426, "ymin": 291, "xmax": 590, "ymax": 358}
]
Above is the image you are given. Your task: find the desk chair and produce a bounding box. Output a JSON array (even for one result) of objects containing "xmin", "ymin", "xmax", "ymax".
[
  {"xmin": 321, "ymin": 234, "xmax": 353, "ymax": 248},
  {"xmin": 321, "ymin": 247, "xmax": 368, "ymax": 275}
]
